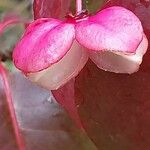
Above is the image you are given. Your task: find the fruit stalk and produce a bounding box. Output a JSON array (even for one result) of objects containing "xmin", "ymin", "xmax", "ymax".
[
  {"xmin": 0, "ymin": 63, "xmax": 25, "ymax": 150},
  {"xmin": 76, "ymin": 0, "xmax": 82, "ymax": 14}
]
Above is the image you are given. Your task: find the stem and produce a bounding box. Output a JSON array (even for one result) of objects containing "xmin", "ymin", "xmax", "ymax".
[
  {"xmin": 76, "ymin": 0, "xmax": 82, "ymax": 14},
  {"xmin": 0, "ymin": 63, "xmax": 25, "ymax": 150},
  {"xmin": 0, "ymin": 15, "xmax": 20, "ymax": 34}
]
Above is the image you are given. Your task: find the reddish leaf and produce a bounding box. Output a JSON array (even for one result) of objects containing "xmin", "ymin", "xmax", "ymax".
[
  {"xmin": 75, "ymin": 58, "xmax": 150, "ymax": 150},
  {"xmin": 52, "ymin": 79, "xmax": 83, "ymax": 128},
  {"xmin": 0, "ymin": 71, "xmax": 96, "ymax": 149},
  {"xmin": 10, "ymin": 72, "xmax": 96, "ymax": 150},
  {"xmin": 33, "ymin": 0, "xmax": 71, "ymax": 19}
]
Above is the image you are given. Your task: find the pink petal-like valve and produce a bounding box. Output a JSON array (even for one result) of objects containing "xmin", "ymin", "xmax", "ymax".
[
  {"xmin": 13, "ymin": 18, "xmax": 75, "ymax": 73},
  {"xmin": 90, "ymin": 34, "xmax": 148, "ymax": 74},
  {"xmin": 76, "ymin": 6, "xmax": 143, "ymax": 53}
]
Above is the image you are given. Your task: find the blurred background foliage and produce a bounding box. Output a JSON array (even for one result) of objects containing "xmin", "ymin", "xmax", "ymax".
[{"xmin": 0, "ymin": 0, "xmax": 33, "ymax": 18}]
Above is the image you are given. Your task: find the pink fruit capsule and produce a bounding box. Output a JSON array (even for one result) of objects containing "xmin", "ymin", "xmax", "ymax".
[
  {"xmin": 75, "ymin": 6, "xmax": 148, "ymax": 74},
  {"xmin": 13, "ymin": 6, "xmax": 148, "ymax": 90}
]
